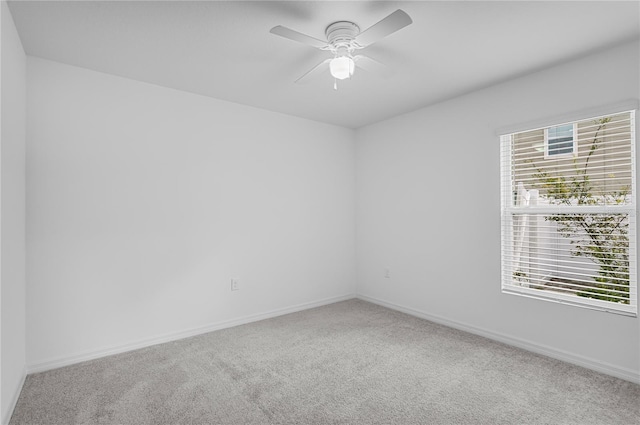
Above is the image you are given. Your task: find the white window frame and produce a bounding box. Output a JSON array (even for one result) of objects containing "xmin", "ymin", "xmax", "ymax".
[
  {"xmin": 500, "ymin": 109, "xmax": 637, "ymax": 316},
  {"xmin": 543, "ymin": 122, "xmax": 578, "ymax": 159}
]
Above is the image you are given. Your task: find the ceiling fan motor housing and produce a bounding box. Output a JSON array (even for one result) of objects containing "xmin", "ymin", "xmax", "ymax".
[{"xmin": 325, "ymin": 21, "xmax": 360, "ymax": 53}]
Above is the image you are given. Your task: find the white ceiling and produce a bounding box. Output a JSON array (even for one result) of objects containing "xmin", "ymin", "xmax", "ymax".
[{"xmin": 7, "ymin": 0, "xmax": 640, "ymax": 128}]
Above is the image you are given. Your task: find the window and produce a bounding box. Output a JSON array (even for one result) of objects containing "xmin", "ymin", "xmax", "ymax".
[
  {"xmin": 500, "ymin": 110, "xmax": 637, "ymax": 316},
  {"xmin": 544, "ymin": 123, "xmax": 577, "ymax": 158}
]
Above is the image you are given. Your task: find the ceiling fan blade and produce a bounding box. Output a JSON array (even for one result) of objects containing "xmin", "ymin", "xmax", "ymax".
[
  {"xmin": 355, "ymin": 9, "xmax": 412, "ymax": 47},
  {"xmin": 295, "ymin": 59, "xmax": 331, "ymax": 84},
  {"xmin": 270, "ymin": 25, "xmax": 329, "ymax": 49},
  {"xmin": 354, "ymin": 55, "xmax": 393, "ymax": 78}
]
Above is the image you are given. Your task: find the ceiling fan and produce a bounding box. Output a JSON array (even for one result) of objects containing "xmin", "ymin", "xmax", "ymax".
[{"xmin": 270, "ymin": 9, "xmax": 412, "ymax": 89}]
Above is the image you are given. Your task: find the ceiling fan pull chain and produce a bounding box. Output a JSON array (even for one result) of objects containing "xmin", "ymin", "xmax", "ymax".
[{"xmin": 334, "ymin": 79, "xmax": 338, "ymax": 91}]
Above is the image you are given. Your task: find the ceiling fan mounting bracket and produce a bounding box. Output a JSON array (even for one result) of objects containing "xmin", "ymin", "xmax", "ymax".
[{"xmin": 325, "ymin": 21, "xmax": 360, "ymax": 51}]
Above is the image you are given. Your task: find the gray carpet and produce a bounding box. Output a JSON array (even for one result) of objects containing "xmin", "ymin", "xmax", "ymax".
[{"xmin": 10, "ymin": 299, "xmax": 640, "ymax": 424}]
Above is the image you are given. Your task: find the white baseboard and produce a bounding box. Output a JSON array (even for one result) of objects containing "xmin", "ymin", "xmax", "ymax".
[
  {"xmin": 2, "ymin": 365, "xmax": 27, "ymax": 425},
  {"xmin": 27, "ymin": 293, "xmax": 356, "ymax": 374},
  {"xmin": 357, "ymin": 294, "xmax": 640, "ymax": 385},
  {"xmin": 26, "ymin": 292, "xmax": 638, "ymax": 384}
]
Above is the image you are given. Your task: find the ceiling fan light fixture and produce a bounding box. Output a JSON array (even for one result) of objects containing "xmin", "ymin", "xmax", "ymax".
[{"xmin": 330, "ymin": 56, "xmax": 354, "ymax": 80}]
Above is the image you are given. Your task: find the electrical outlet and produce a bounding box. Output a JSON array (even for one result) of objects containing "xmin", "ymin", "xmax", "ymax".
[
  {"xmin": 231, "ymin": 278, "xmax": 240, "ymax": 291},
  {"xmin": 384, "ymin": 268, "xmax": 391, "ymax": 279}
]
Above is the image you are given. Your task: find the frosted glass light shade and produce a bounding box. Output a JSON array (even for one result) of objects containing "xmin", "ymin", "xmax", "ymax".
[{"xmin": 330, "ymin": 56, "xmax": 354, "ymax": 80}]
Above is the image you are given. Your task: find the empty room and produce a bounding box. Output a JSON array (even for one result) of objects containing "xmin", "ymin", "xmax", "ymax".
[{"xmin": 1, "ymin": 1, "xmax": 639, "ymax": 424}]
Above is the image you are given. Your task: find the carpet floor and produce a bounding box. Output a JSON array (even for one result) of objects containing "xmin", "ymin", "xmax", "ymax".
[{"xmin": 10, "ymin": 299, "xmax": 640, "ymax": 424}]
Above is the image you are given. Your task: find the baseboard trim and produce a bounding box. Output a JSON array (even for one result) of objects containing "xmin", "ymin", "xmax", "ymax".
[
  {"xmin": 2, "ymin": 365, "xmax": 27, "ymax": 425},
  {"xmin": 357, "ymin": 294, "xmax": 640, "ymax": 385},
  {"xmin": 27, "ymin": 293, "xmax": 356, "ymax": 374}
]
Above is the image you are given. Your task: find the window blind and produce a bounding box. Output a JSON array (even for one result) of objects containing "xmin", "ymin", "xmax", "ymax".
[{"xmin": 500, "ymin": 111, "xmax": 637, "ymax": 316}]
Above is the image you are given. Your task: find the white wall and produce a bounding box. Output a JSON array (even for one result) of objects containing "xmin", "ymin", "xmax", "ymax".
[
  {"xmin": 26, "ymin": 57, "xmax": 356, "ymax": 367},
  {"xmin": 356, "ymin": 40, "xmax": 640, "ymax": 382},
  {"xmin": 0, "ymin": 1, "xmax": 27, "ymax": 423}
]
